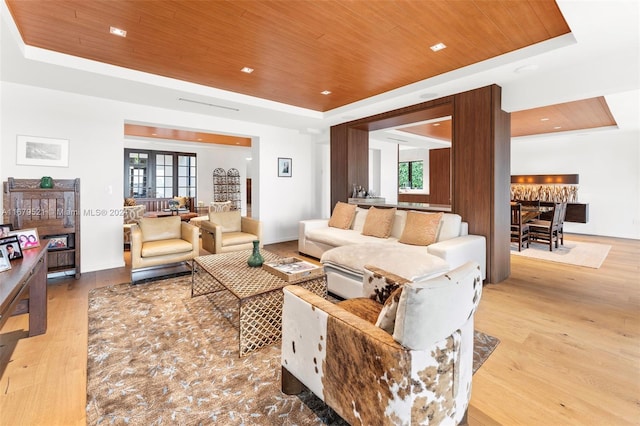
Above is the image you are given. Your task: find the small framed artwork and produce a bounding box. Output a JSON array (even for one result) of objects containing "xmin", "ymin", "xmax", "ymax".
[
  {"xmin": 0, "ymin": 250, "xmax": 11, "ymax": 273},
  {"xmin": 9, "ymin": 228, "xmax": 41, "ymax": 250},
  {"xmin": 16, "ymin": 135, "xmax": 69, "ymax": 168},
  {"xmin": 0, "ymin": 223, "xmax": 13, "ymax": 238},
  {"xmin": 0, "ymin": 236, "xmax": 23, "ymax": 261},
  {"xmin": 46, "ymin": 235, "xmax": 68, "ymax": 250},
  {"xmin": 278, "ymin": 157, "xmax": 292, "ymax": 177}
]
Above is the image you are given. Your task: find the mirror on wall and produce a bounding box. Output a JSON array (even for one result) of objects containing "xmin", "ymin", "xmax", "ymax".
[{"xmin": 369, "ymin": 114, "xmax": 452, "ymax": 206}]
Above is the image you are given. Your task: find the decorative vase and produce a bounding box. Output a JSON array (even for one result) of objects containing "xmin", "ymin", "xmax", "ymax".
[
  {"xmin": 247, "ymin": 240, "xmax": 264, "ymax": 267},
  {"xmin": 40, "ymin": 176, "xmax": 53, "ymax": 189}
]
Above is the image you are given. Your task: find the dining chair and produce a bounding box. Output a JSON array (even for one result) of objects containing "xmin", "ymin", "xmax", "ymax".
[
  {"xmin": 556, "ymin": 202, "xmax": 568, "ymax": 245},
  {"xmin": 528, "ymin": 203, "xmax": 562, "ymax": 251},
  {"xmin": 510, "ymin": 203, "xmax": 529, "ymax": 251}
]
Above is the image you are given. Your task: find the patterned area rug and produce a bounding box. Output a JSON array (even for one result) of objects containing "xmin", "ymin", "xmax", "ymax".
[{"xmin": 86, "ymin": 276, "xmax": 499, "ymax": 425}]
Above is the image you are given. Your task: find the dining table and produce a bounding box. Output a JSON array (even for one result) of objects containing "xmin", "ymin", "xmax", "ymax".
[{"xmin": 511, "ymin": 202, "xmax": 554, "ymax": 223}]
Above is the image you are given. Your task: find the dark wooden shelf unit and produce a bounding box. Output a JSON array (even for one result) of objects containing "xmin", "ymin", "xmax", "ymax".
[{"xmin": 3, "ymin": 178, "xmax": 81, "ymax": 279}]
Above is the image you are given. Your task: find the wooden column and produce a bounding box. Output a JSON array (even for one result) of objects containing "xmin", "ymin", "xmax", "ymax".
[
  {"xmin": 330, "ymin": 124, "xmax": 368, "ymax": 211},
  {"xmin": 452, "ymin": 85, "xmax": 511, "ymax": 283}
]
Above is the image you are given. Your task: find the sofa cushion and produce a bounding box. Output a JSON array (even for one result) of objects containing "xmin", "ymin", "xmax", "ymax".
[
  {"xmin": 321, "ymin": 243, "xmax": 449, "ymax": 282},
  {"xmin": 209, "ymin": 210, "xmax": 241, "ymax": 232},
  {"xmin": 138, "ymin": 216, "xmax": 181, "ymax": 242},
  {"xmin": 141, "ymin": 238, "xmax": 193, "ymax": 257},
  {"xmin": 399, "ymin": 211, "xmax": 443, "ymax": 246},
  {"xmin": 437, "ymin": 213, "xmax": 462, "ymax": 242},
  {"xmin": 336, "ymin": 298, "xmax": 382, "ymax": 325},
  {"xmin": 362, "ymin": 207, "xmax": 396, "ymax": 238},
  {"xmin": 306, "ymin": 227, "xmax": 398, "ymax": 247},
  {"xmin": 328, "ymin": 202, "xmax": 356, "ymax": 229},
  {"xmin": 222, "ymin": 231, "xmax": 258, "ymax": 247},
  {"xmin": 351, "ymin": 207, "xmax": 368, "ymax": 232}
]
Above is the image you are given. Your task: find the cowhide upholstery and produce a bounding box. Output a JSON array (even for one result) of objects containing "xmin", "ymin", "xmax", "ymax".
[{"xmin": 281, "ymin": 261, "xmax": 483, "ymax": 425}]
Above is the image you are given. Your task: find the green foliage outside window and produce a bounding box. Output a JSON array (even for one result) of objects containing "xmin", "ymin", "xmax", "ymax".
[{"xmin": 398, "ymin": 161, "xmax": 423, "ymax": 189}]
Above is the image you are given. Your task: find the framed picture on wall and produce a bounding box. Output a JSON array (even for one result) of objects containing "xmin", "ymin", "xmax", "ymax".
[
  {"xmin": 16, "ymin": 135, "xmax": 69, "ymax": 167},
  {"xmin": 278, "ymin": 157, "xmax": 292, "ymax": 177}
]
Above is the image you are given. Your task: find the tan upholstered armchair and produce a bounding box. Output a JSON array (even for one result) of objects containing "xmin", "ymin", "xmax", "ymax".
[
  {"xmin": 200, "ymin": 210, "xmax": 262, "ymax": 254},
  {"xmin": 281, "ymin": 261, "xmax": 483, "ymax": 425},
  {"xmin": 130, "ymin": 216, "xmax": 199, "ymax": 280}
]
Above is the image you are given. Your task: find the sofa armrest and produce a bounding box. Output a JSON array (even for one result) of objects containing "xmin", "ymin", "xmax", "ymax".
[
  {"xmin": 180, "ymin": 221, "xmax": 198, "ymax": 243},
  {"xmin": 427, "ymin": 234, "xmax": 486, "ymax": 280},
  {"xmin": 298, "ymin": 219, "xmax": 330, "ymax": 252},
  {"xmin": 241, "ymin": 217, "xmax": 263, "ymax": 246},
  {"xmin": 200, "ymin": 220, "xmax": 222, "ymax": 253}
]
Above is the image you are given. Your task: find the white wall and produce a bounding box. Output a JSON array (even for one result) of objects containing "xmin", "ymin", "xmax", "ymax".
[
  {"xmin": 1, "ymin": 81, "xmax": 318, "ymax": 273},
  {"xmin": 511, "ymin": 128, "xmax": 640, "ymax": 240},
  {"xmin": 370, "ymin": 138, "xmax": 399, "ymax": 204}
]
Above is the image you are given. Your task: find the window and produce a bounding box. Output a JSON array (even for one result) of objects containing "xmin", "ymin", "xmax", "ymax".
[
  {"xmin": 398, "ymin": 160, "xmax": 423, "ymax": 189},
  {"xmin": 124, "ymin": 149, "xmax": 196, "ymax": 198}
]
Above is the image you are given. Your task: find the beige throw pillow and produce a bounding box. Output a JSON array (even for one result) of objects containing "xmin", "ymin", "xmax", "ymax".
[
  {"xmin": 328, "ymin": 202, "xmax": 356, "ymax": 229},
  {"xmin": 362, "ymin": 207, "xmax": 396, "ymax": 238},
  {"xmin": 209, "ymin": 210, "xmax": 241, "ymax": 232},
  {"xmin": 399, "ymin": 211, "xmax": 443, "ymax": 246}
]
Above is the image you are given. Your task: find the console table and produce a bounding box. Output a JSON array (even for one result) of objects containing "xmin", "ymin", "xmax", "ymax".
[{"xmin": 0, "ymin": 244, "xmax": 47, "ymax": 336}]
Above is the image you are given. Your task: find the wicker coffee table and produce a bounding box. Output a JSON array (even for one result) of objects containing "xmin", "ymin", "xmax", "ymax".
[{"xmin": 192, "ymin": 250, "xmax": 327, "ymax": 357}]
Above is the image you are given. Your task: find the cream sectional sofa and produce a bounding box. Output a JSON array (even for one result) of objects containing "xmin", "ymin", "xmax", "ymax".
[{"xmin": 298, "ymin": 207, "xmax": 486, "ymax": 299}]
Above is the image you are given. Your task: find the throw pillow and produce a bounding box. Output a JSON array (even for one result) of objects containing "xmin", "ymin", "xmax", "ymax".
[
  {"xmin": 361, "ymin": 207, "xmax": 396, "ymax": 238},
  {"xmin": 124, "ymin": 197, "xmax": 136, "ymax": 206},
  {"xmin": 328, "ymin": 202, "xmax": 356, "ymax": 229},
  {"xmin": 399, "ymin": 211, "xmax": 443, "ymax": 246},
  {"xmin": 363, "ymin": 264, "xmax": 410, "ymax": 304},
  {"xmin": 209, "ymin": 210, "xmax": 241, "ymax": 232},
  {"xmin": 173, "ymin": 196, "xmax": 189, "ymax": 209},
  {"xmin": 375, "ymin": 286, "xmax": 404, "ymax": 334}
]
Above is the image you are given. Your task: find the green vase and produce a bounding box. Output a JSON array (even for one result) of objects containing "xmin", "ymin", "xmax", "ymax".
[
  {"xmin": 40, "ymin": 176, "xmax": 53, "ymax": 188},
  {"xmin": 247, "ymin": 240, "xmax": 264, "ymax": 267}
]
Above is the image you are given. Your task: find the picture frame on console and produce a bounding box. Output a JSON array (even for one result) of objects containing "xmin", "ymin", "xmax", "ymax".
[
  {"xmin": 9, "ymin": 228, "xmax": 41, "ymax": 250},
  {"xmin": 0, "ymin": 236, "xmax": 23, "ymax": 261},
  {"xmin": 0, "ymin": 250, "xmax": 11, "ymax": 272},
  {"xmin": 278, "ymin": 157, "xmax": 292, "ymax": 177},
  {"xmin": 46, "ymin": 235, "xmax": 68, "ymax": 250},
  {"xmin": 0, "ymin": 223, "xmax": 13, "ymax": 238}
]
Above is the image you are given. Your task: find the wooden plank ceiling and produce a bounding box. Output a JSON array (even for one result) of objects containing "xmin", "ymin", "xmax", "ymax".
[
  {"xmin": 398, "ymin": 96, "xmax": 617, "ymax": 140},
  {"xmin": 6, "ymin": 0, "xmax": 570, "ymax": 112}
]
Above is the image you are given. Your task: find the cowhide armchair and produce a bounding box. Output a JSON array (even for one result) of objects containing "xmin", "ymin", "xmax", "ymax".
[{"xmin": 281, "ymin": 261, "xmax": 482, "ymax": 425}]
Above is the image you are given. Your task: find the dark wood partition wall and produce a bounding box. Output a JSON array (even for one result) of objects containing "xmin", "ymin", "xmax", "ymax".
[
  {"xmin": 452, "ymin": 85, "xmax": 511, "ymax": 283},
  {"xmin": 329, "ymin": 84, "xmax": 511, "ymax": 283},
  {"xmin": 330, "ymin": 126, "xmax": 369, "ymax": 208}
]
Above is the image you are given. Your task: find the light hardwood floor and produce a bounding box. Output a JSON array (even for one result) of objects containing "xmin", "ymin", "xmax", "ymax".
[{"xmin": 1, "ymin": 234, "xmax": 638, "ymax": 425}]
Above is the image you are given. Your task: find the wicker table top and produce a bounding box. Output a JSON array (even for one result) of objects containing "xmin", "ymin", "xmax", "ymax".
[{"xmin": 194, "ymin": 250, "xmax": 319, "ymax": 300}]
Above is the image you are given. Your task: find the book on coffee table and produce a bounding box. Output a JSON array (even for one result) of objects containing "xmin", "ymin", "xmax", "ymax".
[{"xmin": 262, "ymin": 257, "xmax": 323, "ymax": 282}]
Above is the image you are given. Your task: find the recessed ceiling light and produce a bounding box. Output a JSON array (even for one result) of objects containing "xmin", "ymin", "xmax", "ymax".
[
  {"xmin": 109, "ymin": 26, "xmax": 127, "ymax": 37},
  {"xmin": 433, "ymin": 123, "xmax": 441, "ymax": 127},
  {"xmin": 514, "ymin": 64, "xmax": 539, "ymax": 73},
  {"xmin": 540, "ymin": 118, "xmax": 550, "ymax": 121},
  {"xmin": 321, "ymin": 90, "xmax": 332, "ymax": 95},
  {"xmin": 553, "ymin": 126, "xmax": 562, "ymax": 130},
  {"xmin": 430, "ymin": 42, "xmax": 446, "ymax": 52},
  {"xmin": 241, "ymin": 67, "xmax": 254, "ymax": 74}
]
